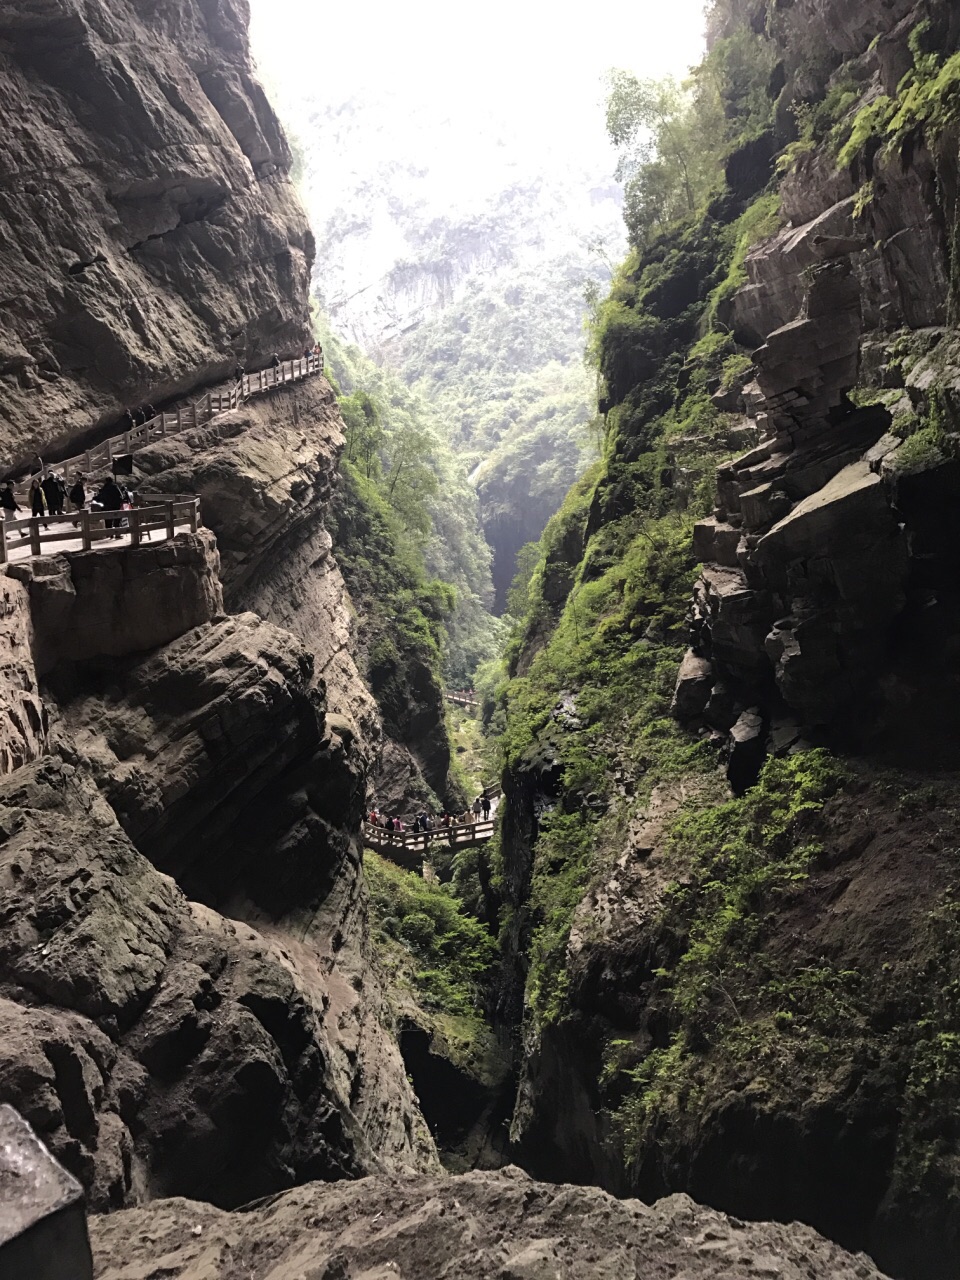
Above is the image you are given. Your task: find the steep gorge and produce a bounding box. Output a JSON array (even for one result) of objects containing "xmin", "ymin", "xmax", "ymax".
[{"xmin": 4, "ymin": 0, "xmax": 960, "ymax": 1277}]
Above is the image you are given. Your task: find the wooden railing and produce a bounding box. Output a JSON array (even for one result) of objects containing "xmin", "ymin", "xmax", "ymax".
[
  {"xmin": 362, "ymin": 817, "xmax": 495, "ymax": 862},
  {"xmin": 13, "ymin": 354, "xmax": 322, "ymax": 500},
  {"xmin": 445, "ymin": 689, "xmax": 478, "ymax": 707},
  {"xmin": 0, "ymin": 496, "xmax": 201, "ymax": 565}
]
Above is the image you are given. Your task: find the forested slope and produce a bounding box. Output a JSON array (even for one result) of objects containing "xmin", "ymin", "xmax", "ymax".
[{"xmin": 489, "ymin": 3, "xmax": 960, "ymax": 1277}]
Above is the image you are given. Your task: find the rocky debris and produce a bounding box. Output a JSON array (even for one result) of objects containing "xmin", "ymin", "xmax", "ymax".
[
  {"xmin": 0, "ymin": 757, "xmax": 436, "ymax": 1210},
  {"xmin": 89, "ymin": 1165, "xmax": 889, "ymax": 1280},
  {"xmin": 0, "ymin": 0, "xmax": 314, "ymax": 464},
  {"xmin": 7, "ymin": 531, "xmax": 223, "ymax": 677},
  {"xmin": 0, "ymin": 1104, "xmax": 93, "ymax": 1280}
]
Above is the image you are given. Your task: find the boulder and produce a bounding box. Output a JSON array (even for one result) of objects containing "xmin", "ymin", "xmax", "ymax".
[{"xmin": 89, "ymin": 1166, "xmax": 890, "ymax": 1280}]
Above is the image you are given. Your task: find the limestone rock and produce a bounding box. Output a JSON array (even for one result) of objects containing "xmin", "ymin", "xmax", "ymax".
[
  {"xmin": 0, "ymin": 0, "xmax": 314, "ymax": 466},
  {"xmin": 89, "ymin": 1166, "xmax": 890, "ymax": 1280},
  {"xmin": 7, "ymin": 531, "xmax": 223, "ymax": 676},
  {"xmin": 51, "ymin": 611, "xmax": 362, "ymax": 918},
  {"xmin": 671, "ymin": 651, "xmax": 714, "ymax": 720},
  {"xmin": 0, "ymin": 757, "xmax": 436, "ymax": 1210}
]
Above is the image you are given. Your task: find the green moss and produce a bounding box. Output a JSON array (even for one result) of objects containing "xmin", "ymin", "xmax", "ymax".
[
  {"xmin": 703, "ymin": 191, "xmax": 781, "ymax": 328},
  {"xmin": 612, "ymin": 750, "xmax": 847, "ymax": 1155},
  {"xmin": 888, "ymin": 425, "xmax": 948, "ymax": 473},
  {"xmin": 365, "ymin": 851, "xmax": 497, "ymax": 1019}
]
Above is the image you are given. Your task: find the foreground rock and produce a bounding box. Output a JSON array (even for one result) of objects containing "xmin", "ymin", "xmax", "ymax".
[{"xmin": 90, "ymin": 1166, "xmax": 888, "ymax": 1280}]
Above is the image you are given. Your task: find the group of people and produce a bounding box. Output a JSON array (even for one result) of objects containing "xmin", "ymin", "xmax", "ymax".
[
  {"xmin": 366, "ymin": 793, "xmax": 493, "ymax": 836},
  {"xmin": 121, "ymin": 405, "xmax": 157, "ymax": 432},
  {"xmin": 1, "ymin": 462, "xmax": 136, "ymax": 538}
]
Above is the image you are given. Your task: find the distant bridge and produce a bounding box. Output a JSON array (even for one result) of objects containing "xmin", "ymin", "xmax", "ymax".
[
  {"xmin": 363, "ymin": 782, "xmax": 501, "ymax": 869},
  {"xmin": 445, "ymin": 690, "xmax": 478, "ymax": 708}
]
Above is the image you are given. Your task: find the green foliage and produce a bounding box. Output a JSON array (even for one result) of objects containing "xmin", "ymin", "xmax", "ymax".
[
  {"xmin": 613, "ymin": 751, "xmax": 847, "ymax": 1155},
  {"xmin": 606, "ymin": 26, "xmax": 775, "ymax": 249},
  {"xmin": 888, "ymin": 425, "xmax": 948, "ymax": 473},
  {"xmin": 703, "ymin": 191, "xmax": 781, "ymax": 328},
  {"xmin": 836, "ymin": 35, "xmax": 960, "ymax": 171},
  {"xmin": 365, "ymin": 852, "xmax": 498, "ymax": 1017},
  {"xmin": 318, "ymin": 314, "xmax": 502, "ymax": 683}
]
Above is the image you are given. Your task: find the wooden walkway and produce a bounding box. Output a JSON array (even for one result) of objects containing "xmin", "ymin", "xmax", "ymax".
[
  {"xmin": 0, "ymin": 494, "xmax": 200, "ymax": 565},
  {"xmin": 14, "ymin": 354, "xmax": 322, "ymax": 500},
  {"xmin": 363, "ymin": 781, "xmax": 502, "ymax": 870},
  {"xmin": 362, "ymin": 818, "xmax": 495, "ymax": 869}
]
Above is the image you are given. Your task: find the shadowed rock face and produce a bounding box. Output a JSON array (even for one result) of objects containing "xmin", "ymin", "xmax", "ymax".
[
  {"xmin": 0, "ymin": 0, "xmax": 314, "ymax": 465},
  {"xmin": 0, "ymin": 757, "xmax": 436, "ymax": 1210},
  {"xmin": 89, "ymin": 1166, "xmax": 891, "ymax": 1280}
]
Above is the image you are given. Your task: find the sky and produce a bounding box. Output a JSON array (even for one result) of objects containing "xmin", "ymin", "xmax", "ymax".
[
  {"xmin": 248, "ymin": 0, "xmax": 709, "ymax": 157},
  {"xmin": 246, "ymin": 0, "xmax": 710, "ymax": 334}
]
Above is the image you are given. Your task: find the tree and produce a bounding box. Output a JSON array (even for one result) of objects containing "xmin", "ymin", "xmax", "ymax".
[{"xmin": 341, "ymin": 390, "xmax": 384, "ymax": 478}]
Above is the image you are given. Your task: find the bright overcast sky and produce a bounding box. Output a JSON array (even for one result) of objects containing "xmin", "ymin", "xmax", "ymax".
[{"xmin": 249, "ymin": 0, "xmax": 709, "ymax": 149}]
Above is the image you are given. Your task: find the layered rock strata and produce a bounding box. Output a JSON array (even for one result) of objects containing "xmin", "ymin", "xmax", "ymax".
[
  {"xmin": 674, "ymin": 10, "xmax": 960, "ymax": 772},
  {"xmin": 0, "ymin": 0, "xmax": 314, "ymax": 464}
]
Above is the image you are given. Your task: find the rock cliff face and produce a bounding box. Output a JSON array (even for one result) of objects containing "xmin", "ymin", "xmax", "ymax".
[
  {"xmin": 493, "ymin": 4, "xmax": 960, "ymax": 1278},
  {"xmin": 676, "ymin": 0, "xmax": 960, "ymax": 768},
  {"xmin": 0, "ymin": 0, "xmax": 442, "ymax": 1218},
  {"xmin": 0, "ymin": 533, "xmax": 437, "ymax": 1209},
  {"xmin": 0, "ymin": 0, "xmax": 313, "ymax": 466}
]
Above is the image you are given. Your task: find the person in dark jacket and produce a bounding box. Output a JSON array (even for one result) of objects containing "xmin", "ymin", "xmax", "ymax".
[
  {"xmin": 29, "ymin": 478, "xmax": 47, "ymax": 529},
  {"xmin": 94, "ymin": 477, "xmax": 125, "ymax": 536},
  {"xmin": 0, "ymin": 482, "xmax": 26, "ymax": 538},
  {"xmin": 271, "ymin": 353, "xmax": 281, "ymax": 369},
  {"xmin": 41, "ymin": 471, "xmax": 64, "ymax": 516},
  {"xmin": 68, "ymin": 474, "xmax": 86, "ymax": 527}
]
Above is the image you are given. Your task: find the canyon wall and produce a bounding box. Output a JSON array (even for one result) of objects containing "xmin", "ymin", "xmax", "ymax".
[
  {"xmin": 494, "ymin": 3, "xmax": 960, "ymax": 1277},
  {"xmin": 0, "ymin": 0, "xmax": 313, "ymax": 467},
  {"xmin": 0, "ymin": 0, "xmax": 442, "ymax": 1215}
]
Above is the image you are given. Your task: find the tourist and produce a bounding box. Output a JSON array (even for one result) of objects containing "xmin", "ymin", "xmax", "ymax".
[
  {"xmin": 29, "ymin": 478, "xmax": 47, "ymax": 529},
  {"xmin": 271, "ymin": 353, "xmax": 281, "ymax": 369},
  {"xmin": 0, "ymin": 482, "xmax": 25, "ymax": 537},
  {"xmin": 234, "ymin": 364, "xmax": 245, "ymax": 383},
  {"xmin": 68, "ymin": 474, "xmax": 86, "ymax": 527},
  {"xmin": 41, "ymin": 471, "xmax": 64, "ymax": 517},
  {"xmin": 122, "ymin": 409, "xmax": 136, "ymax": 432},
  {"xmin": 94, "ymin": 476, "xmax": 125, "ymax": 536},
  {"xmin": 441, "ymin": 812, "xmax": 451, "ymax": 828},
  {"xmin": 29, "ymin": 454, "xmax": 43, "ymax": 477},
  {"xmin": 481, "ymin": 794, "xmax": 491, "ymax": 820},
  {"xmin": 472, "ymin": 796, "xmax": 482, "ymax": 823}
]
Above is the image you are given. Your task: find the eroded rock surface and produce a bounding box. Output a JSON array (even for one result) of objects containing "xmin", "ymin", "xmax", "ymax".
[
  {"xmin": 0, "ymin": 0, "xmax": 314, "ymax": 464},
  {"xmin": 0, "ymin": 757, "xmax": 435, "ymax": 1211},
  {"xmin": 90, "ymin": 1166, "xmax": 888, "ymax": 1280}
]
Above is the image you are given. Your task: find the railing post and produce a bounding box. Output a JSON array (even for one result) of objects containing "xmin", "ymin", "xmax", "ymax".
[
  {"xmin": 129, "ymin": 508, "xmax": 140, "ymax": 548},
  {"xmin": 165, "ymin": 501, "xmax": 175, "ymax": 541},
  {"xmin": 29, "ymin": 518, "xmax": 40, "ymax": 557},
  {"xmin": 0, "ymin": 519, "xmax": 7, "ymax": 566},
  {"xmin": 84, "ymin": 450, "xmax": 91, "ymax": 471},
  {"xmin": 81, "ymin": 510, "xmax": 91, "ymax": 551},
  {"xmin": 188, "ymin": 500, "xmax": 198, "ymax": 533}
]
